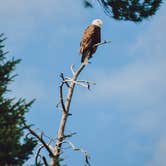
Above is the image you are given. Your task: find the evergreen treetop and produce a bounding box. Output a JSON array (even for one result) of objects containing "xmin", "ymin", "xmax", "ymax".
[{"xmin": 0, "ymin": 33, "xmax": 37, "ymax": 165}]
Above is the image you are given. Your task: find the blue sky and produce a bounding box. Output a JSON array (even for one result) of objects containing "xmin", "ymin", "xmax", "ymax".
[{"xmin": 1, "ymin": 0, "xmax": 166, "ymax": 165}]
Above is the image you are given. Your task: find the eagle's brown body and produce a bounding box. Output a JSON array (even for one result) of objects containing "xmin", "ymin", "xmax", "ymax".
[{"xmin": 80, "ymin": 24, "xmax": 101, "ymax": 63}]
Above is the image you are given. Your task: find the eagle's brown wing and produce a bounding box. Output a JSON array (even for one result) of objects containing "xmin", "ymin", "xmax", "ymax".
[{"xmin": 80, "ymin": 25, "xmax": 101, "ymax": 63}]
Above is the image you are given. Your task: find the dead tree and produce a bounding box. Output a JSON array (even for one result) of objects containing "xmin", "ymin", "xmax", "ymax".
[
  {"xmin": 25, "ymin": 40, "xmax": 111, "ymax": 166},
  {"xmin": 50, "ymin": 63, "xmax": 93, "ymax": 166}
]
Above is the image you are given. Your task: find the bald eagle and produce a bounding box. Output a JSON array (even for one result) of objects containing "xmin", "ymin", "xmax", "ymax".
[{"xmin": 80, "ymin": 19, "xmax": 103, "ymax": 63}]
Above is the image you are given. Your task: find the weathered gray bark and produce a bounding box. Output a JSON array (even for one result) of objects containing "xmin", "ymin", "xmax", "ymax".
[{"xmin": 50, "ymin": 63, "xmax": 86, "ymax": 166}]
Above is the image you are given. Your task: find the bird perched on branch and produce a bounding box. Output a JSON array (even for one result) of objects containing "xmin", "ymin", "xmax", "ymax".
[{"xmin": 80, "ymin": 19, "xmax": 103, "ymax": 63}]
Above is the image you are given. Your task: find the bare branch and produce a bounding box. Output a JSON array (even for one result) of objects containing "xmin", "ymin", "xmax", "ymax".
[
  {"xmin": 77, "ymin": 80, "xmax": 96, "ymax": 84},
  {"xmin": 63, "ymin": 132, "xmax": 77, "ymax": 139},
  {"xmin": 94, "ymin": 40, "xmax": 111, "ymax": 47},
  {"xmin": 60, "ymin": 73, "xmax": 70, "ymax": 88},
  {"xmin": 77, "ymin": 80, "xmax": 96, "ymax": 90},
  {"xmin": 23, "ymin": 122, "xmax": 55, "ymax": 158},
  {"xmin": 74, "ymin": 82, "xmax": 90, "ymax": 88},
  {"xmin": 59, "ymin": 82, "xmax": 67, "ymax": 113},
  {"xmin": 43, "ymin": 134, "xmax": 57, "ymax": 144},
  {"xmin": 62, "ymin": 77, "xmax": 96, "ymax": 90},
  {"xmin": 35, "ymin": 145, "xmax": 44, "ymax": 165},
  {"xmin": 63, "ymin": 141, "xmax": 91, "ymax": 166},
  {"xmin": 70, "ymin": 64, "xmax": 75, "ymax": 75},
  {"xmin": 42, "ymin": 156, "xmax": 49, "ymax": 166}
]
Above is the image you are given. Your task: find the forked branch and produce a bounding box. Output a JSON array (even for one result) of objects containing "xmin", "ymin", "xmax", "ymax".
[
  {"xmin": 63, "ymin": 141, "xmax": 91, "ymax": 166},
  {"xmin": 24, "ymin": 123, "xmax": 55, "ymax": 159}
]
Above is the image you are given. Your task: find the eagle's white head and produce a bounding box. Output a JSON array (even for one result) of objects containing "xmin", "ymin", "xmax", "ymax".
[{"xmin": 92, "ymin": 19, "xmax": 103, "ymax": 28}]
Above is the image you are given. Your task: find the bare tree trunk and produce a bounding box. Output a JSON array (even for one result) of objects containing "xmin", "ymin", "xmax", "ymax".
[{"xmin": 50, "ymin": 63, "xmax": 86, "ymax": 166}]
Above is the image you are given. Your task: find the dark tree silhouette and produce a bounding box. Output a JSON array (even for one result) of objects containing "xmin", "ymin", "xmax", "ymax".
[
  {"xmin": 0, "ymin": 33, "xmax": 37, "ymax": 165},
  {"xmin": 84, "ymin": 0, "xmax": 163, "ymax": 22}
]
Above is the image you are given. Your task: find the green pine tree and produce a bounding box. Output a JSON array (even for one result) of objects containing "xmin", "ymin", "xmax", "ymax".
[
  {"xmin": 0, "ymin": 33, "xmax": 37, "ymax": 165},
  {"xmin": 83, "ymin": 0, "xmax": 162, "ymax": 22}
]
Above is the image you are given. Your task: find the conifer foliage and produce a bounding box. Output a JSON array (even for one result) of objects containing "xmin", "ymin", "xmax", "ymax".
[
  {"xmin": 0, "ymin": 33, "xmax": 37, "ymax": 165},
  {"xmin": 84, "ymin": 0, "xmax": 162, "ymax": 22}
]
